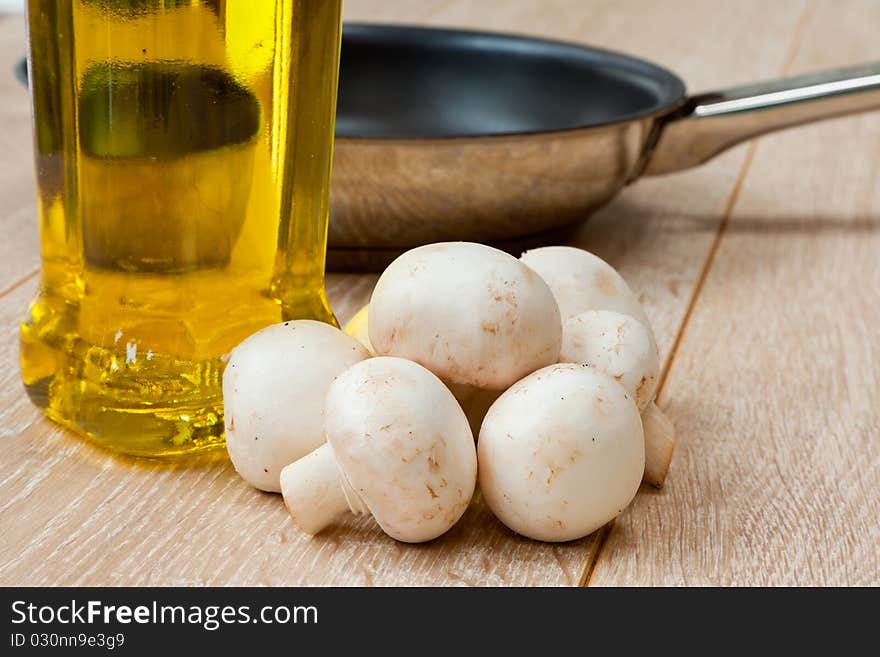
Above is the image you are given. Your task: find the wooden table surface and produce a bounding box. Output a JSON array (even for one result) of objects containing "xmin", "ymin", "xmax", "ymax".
[{"xmin": 1, "ymin": 0, "xmax": 878, "ymax": 587}]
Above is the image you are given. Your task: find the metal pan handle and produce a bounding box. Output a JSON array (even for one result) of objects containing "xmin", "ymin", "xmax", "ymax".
[{"xmin": 641, "ymin": 62, "xmax": 880, "ymax": 176}]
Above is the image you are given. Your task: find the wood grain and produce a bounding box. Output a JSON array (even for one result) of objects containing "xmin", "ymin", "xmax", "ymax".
[
  {"xmin": 589, "ymin": 0, "xmax": 880, "ymax": 586},
  {"xmin": 0, "ymin": 13, "xmax": 39, "ymax": 292},
  {"xmin": 1, "ymin": 0, "xmax": 875, "ymax": 586}
]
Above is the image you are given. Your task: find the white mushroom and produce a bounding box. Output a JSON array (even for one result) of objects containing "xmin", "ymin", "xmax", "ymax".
[
  {"xmin": 281, "ymin": 357, "xmax": 477, "ymax": 542},
  {"xmin": 559, "ymin": 310, "xmax": 674, "ymax": 486},
  {"xmin": 478, "ymin": 364, "xmax": 644, "ymax": 542},
  {"xmin": 343, "ymin": 303, "xmax": 373, "ymax": 354},
  {"xmin": 369, "ymin": 242, "xmax": 562, "ymax": 390},
  {"xmin": 524, "ymin": 248, "xmax": 675, "ymax": 487},
  {"xmin": 521, "ymin": 246, "xmax": 650, "ymax": 329},
  {"xmin": 223, "ymin": 320, "xmax": 370, "ymax": 492},
  {"xmin": 559, "ymin": 310, "xmax": 659, "ymax": 411}
]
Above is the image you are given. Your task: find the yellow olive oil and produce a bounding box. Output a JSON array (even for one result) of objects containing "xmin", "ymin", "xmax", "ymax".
[{"xmin": 21, "ymin": 0, "xmax": 343, "ymax": 456}]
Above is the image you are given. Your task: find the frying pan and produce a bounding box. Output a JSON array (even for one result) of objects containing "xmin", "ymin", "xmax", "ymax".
[
  {"xmin": 329, "ymin": 24, "xmax": 880, "ymax": 268},
  {"xmin": 15, "ymin": 25, "xmax": 880, "ymax": 269}
]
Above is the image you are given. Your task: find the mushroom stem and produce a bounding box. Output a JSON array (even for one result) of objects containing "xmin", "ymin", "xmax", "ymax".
[
  {"xmin": 642, "ymin": 401, "xmax": 676, "ymax": 488},
  {"xmin": 280, "ymin": 443, "xmax": 367, "ymax": 535}
]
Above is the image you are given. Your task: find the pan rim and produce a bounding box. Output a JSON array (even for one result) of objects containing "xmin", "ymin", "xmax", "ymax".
[
  {"xmin": 334, "ymin": 105, "xmax": 682, "ymax": 146},
  {"xmin": 338, "ymin": 22, "xmax": 688, "ymax": 140}
]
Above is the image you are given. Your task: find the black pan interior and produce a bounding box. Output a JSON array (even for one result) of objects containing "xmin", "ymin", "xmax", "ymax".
[
  {"xmin": 15, "ymin": 25, "xmax": 686, "ymax": 139},
  {"xmin": 337, "ymin": 24, "xmax": 686, "ymax": 139}
]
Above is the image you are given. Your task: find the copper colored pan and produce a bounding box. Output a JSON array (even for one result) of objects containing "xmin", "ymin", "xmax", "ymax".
[{"xmin": 329, "ymin": 24, "xmax": 880, "ymax": 269}]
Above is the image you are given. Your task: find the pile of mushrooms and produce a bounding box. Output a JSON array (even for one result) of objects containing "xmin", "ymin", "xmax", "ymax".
[{"xmin": 223, "ymin": 242, "xmax": 676, "ymax": 543}]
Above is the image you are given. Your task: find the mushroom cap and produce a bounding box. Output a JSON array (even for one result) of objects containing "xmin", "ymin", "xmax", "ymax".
[
  {"xmin": 521, "ymin": 246, "xmax": 651, "ymax": 329},
  {"xmin": 560, "ymin": 310, "xmax": 660, "ymax": 411},
  {"xmin": 223, "ymin": 321, "xmax": 370, "ymax": 492},
  {"xmin": 344, "ymin": 305, "xmax": 480, "ymax": 418},
  {"xmin": 325, "ymin": 357, "xmax": 477, "ymax": 543},
  {"xmin": 369, "ymin": 242, "xmax": 562, "ymax": 390},
  {"xmin": 478, "ymin": 363, "xmax": 645, "ymax": 542}
]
